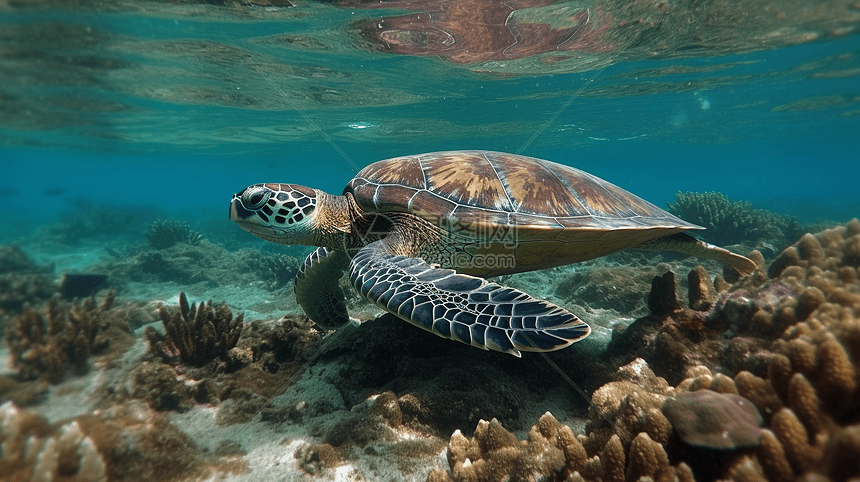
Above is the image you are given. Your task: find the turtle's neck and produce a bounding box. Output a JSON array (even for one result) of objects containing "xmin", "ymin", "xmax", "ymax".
[{"xmin": 312, "ymin": 190, "xmax": 364, "ymax": 251}]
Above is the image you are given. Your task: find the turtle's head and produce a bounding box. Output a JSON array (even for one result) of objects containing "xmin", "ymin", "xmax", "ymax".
[{"xmin": 229, "ymin": 183, "xmax": 321, "ymax": 245}]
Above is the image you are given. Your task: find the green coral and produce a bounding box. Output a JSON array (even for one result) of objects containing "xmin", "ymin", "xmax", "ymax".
[
  {"xmin": 666, "ymin": 191, "xmax": 793, "ymax": 246},
  {"xmin": 145, "ymin": 219, "xmax": 203, "ymax": 250},
  {"xmin": 261, "ymin": 253, "xmax": 300, "ymax": 289}
]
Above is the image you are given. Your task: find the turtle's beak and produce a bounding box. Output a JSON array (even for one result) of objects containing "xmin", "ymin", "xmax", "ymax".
[{"xmin": 230, "ymin": 196, "xmax": 281, "ymax": 239}]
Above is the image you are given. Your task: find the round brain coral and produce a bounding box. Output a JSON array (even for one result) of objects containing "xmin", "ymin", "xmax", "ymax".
[{"xmin": 661, "ymin": 389, "xmax": 764, "ymax": 450}]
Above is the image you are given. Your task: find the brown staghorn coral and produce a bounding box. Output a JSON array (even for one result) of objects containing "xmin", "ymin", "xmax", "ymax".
[
  {"xmin": 144, "ymin": 291, "xmax": 243, "ymax": 368},
  {"xmin": 4, "ymin": 291, "xmax": 133, "ymax": 384},
  {"xmin": 432, "ymin": 219, "xmax": 860, "ymax": 482}
]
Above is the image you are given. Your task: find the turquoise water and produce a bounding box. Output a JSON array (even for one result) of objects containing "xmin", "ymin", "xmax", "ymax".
[
  {"xmin": 2, "ymin": 2, "xmax": 859, "ymax": 241},
  {"xmin": 2, "ymin": 3, "xmax": 860, "ymax": 481}
]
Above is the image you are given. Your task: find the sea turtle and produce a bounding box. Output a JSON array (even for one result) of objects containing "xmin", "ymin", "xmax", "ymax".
[{"xmin": 229, "ymin": 151, "xmax": 756, "ymax": 356}]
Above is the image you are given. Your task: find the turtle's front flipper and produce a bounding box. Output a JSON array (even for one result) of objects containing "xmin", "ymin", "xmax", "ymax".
[
  {"xmin": 349, "ymin": 240, "xmax": 590, "ymax": 356},
  {"xmin": 637, "ymin": 232, "xmax": 758, "ymax": 276},
  {"xmin": 295, "ymin": 247, "xmax": 352, "ymax": 329}
]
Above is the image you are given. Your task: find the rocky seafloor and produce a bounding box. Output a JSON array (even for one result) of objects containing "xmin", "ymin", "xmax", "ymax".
[{"xmin": 1, "ymin": 216, "xmax": 859, "ymax": 482}]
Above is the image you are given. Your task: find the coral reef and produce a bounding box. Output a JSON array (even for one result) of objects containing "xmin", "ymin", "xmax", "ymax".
[
  {"xmin": 0, "ymin": 244, "xmax": 55, "ymax": 312},
  {"xmin": 430, "ymin": 219, "xmax": 860, "ymax": 482},
  {"xmin": 318, "ymin": 312, "xmax": 585, "ymax": 436},
  {"xmin": 260, "ymin": 253, "xmax": 300, "ymax": 289},
  {"xmin": 145, "ymin": 219, "xmax": 203, "ymax": 250},
  {"xmin": 144, "ymin": 291, "xmax": 243, "ymax": 368},
  {"xmin": 133, "ymin": 309, "xmax": 326, "ymax": 419},
  {"xmin": 4, "ymin": 291, "xmax": 134, "ymax": 383},
  {"xmin": 666, "ymin": 191, "xmax": 804, "ymax": 247},
  {"xmin": 7, "ymin": 219, "xmax": 855, "ymax": 481},
  {"xmin": 0, "ymin": 401, "xmax": 107, "ymax": 482},
  {"xmin": 0, "ymin": 400, "xmax": 248, "ymax": 482}
]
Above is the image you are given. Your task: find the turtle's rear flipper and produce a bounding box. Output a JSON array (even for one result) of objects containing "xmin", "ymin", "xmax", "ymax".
[
  {"xmin": 295, "ymin": 247, "xmax": 351, "ymax": 329},
  {"xmin": 349, "ymin": 240, "xmax": 590, "ymax": 356},
  {"xmin": 637, "ymin": 232, "xmax": 758, "ymax": 276}
]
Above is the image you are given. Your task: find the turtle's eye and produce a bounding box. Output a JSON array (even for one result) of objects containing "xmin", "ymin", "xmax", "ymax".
[{"xmin": 242, "ymin": 186, "xmax": 271, "ymax": 210}]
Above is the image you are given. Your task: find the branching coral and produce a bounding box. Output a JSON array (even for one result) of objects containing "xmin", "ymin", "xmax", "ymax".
[
  {"xmin": 260, "ymin": 253, "xmax": 300, "ymax": 289},
  {"xmin": 4, "ymin": 291, "xmax": 132, "ymax": 383},
  {"xmin": 145, "ymin": 219, "xmax": 203, "ymax": 250},
  {"xmin": 666, "ymin": 191, "xmax": 795, "ymax": 246},
  {"xmin": 144, "ymin": 292, "xmax": 243, "ymax": 368}
]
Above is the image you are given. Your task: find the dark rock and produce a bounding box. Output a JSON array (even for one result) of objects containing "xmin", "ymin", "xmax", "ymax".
[
  {"xmin": 662, "ymin": 389, "xmax": 764, "ymax": 450},
  {"xmin": 59, "ymin": 273, "xmax": 108, "ymax": 299},
  {"xmin": 648, "ymin": 271, "xmax": 681, "ymax": 316}
]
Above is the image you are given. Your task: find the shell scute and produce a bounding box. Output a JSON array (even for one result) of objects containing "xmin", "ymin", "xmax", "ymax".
[
  {"xmin": 371, "ymin": 184, "xmax": 416, "ymax": 212},
  {"xmin": 407, "ymin": 190, "xmax": 458, "ymax": 220},
  {"xmin": 422, "ymin": 153, "xmax": 513, "ymax": 211},
  {"xmin": 357, "ymin": 157, "xmax": 425, "ymax": 188},
  {"xmin": 509, "ymin": 212, "xmax": 563, "ymax": 228},
  {"xmin": 487, "ymin": 154, "xmax": 588, "ymax": 216},
  {"xmin": 452, "ymin": 209, "xmax": 511, "ymax": 231},
  {"xmin": 515, "ymin": 240, "xmax": 566, "ymax": 265},
  {"xmin": 349, "ymin": 183, "xmax": 377, "ymax": 209}
]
